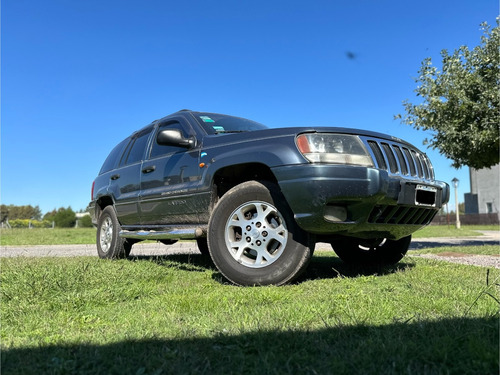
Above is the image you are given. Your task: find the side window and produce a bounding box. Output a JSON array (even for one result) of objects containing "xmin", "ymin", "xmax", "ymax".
[
  {"xmin": 120, "ymin": 130, "xmax": 152, "ymax": 166},
  {"xmin": 150, "ymin": 122, "xmax": 190, "ymax": 159},
  {"xmin": 99, "ymin": 138, "xmax": 129, "ymax": 174}
]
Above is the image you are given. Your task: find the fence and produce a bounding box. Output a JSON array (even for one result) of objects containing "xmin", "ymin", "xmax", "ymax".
[
  {"xmin": 0, "ymin": 219, "xmax": 55, "ymax": 229},
  {"xmin": 431, "ymin": 213, "xmax": 500, "ymax": 226}
]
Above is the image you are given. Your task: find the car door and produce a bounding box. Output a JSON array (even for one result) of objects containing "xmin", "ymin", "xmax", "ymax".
[
  {"xmin": 139, "ymin": 118, "xmax": 202, "ymax": 225},
  {"xmin": 108, "ymin": 127, "xmax": 153, "ymax": 225}
]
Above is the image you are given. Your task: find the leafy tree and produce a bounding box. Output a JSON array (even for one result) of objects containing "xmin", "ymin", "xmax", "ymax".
[
  {"xmin": 397, "ymin": 20, "xmax": 499, "ymax": 169},
  {"xmin": 0, "ymin": 205, "xmax": 8, "ymax": 223},
  {"xmin": 43, "ymin": 209, "xmax": 57, "ymax": 221},
  {"xmin": 44, "ymin": 207, "xmax": 76, "ymax": 228},
  {"xmin": 1, "ymin": 204, "xmax": 43, "ymax": 221},
  {"xmin": 79, "ymin": 215, "xmax": 93, "ymax": 228}
]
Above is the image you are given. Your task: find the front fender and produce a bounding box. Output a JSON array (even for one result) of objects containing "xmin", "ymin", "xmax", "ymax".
[{"xmin": 199, "ymin": 140, "xmax": 306, "ymax": 190}]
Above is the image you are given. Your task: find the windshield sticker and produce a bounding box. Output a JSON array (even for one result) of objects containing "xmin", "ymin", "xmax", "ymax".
[
  {"xmin": 213, "ymin": 126, "xmax": 225, "ymax": 132},
  {"xmin": 200, "ymin": 116, "xmax": 215, "ymax": 123}
]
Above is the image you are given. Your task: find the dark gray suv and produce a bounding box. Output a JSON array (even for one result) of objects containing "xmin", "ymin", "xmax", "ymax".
[{"xmin": 89, "ymin": 110, "xmax": 449, "ymax": 285}]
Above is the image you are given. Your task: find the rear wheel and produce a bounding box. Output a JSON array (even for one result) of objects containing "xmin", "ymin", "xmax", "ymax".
[
  {"xmin": 96, "ymin": 206, "xmax": 132, "ymax": 259},
  {"xmin": 331, "ymin": 235, "xmax": 411, "ymax": 266},
  {"xmin": 208, "ymin": 181, "xmax": 312, "ymax": 286}
]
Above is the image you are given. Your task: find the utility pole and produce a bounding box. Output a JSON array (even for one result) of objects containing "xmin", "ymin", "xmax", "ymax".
[{"xmin": 452, "ymin": 178, "xmax": 461, "ymax": 229}]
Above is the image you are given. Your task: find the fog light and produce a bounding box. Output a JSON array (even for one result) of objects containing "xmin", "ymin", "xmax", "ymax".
[{"xmin": 324, "ymin": 206, "xmax": 347, "ymax": 222}]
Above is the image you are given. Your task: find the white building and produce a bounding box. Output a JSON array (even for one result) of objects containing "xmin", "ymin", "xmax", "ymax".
[{"xmin": 464, "ymin": 164, "xmax": 500, "ymax": 216}]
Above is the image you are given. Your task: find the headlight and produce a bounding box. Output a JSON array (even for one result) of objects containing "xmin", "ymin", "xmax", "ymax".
[{"xmin": 296, "ymin": 133, "xmax": 374, "ymax": 166}]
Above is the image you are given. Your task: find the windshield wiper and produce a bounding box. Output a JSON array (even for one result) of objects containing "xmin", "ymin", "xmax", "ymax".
[{"xmin": 215, "ymin": 130, "xmax": 247, "ymax": 134}]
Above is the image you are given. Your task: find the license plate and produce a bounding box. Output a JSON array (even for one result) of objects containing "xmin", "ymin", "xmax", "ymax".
[{"xmin": 415, "ymin": 185, "xmax": 437, "ymax": 206}]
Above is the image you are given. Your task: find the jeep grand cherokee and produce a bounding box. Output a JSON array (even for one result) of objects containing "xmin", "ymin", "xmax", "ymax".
[{"xmin": 89, "ymin": 110, "xmax": 449, "ymax": 285}]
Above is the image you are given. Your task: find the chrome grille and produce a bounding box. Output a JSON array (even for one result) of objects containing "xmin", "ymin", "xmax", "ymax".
[
  {"xmin": 365, "ymin": 139, "xmax": 434, "ymax": 180},
  {"xmin": 402, "ymin": 148, "xmax": 416, "ymax": 175}
]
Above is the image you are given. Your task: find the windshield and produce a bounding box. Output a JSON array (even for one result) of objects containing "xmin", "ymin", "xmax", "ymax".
[{"xmin": 191, "ymin": 112, "xmax": 268, "ymax": 134}]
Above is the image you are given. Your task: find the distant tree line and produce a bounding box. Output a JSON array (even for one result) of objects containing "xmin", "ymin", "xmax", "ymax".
[
  {"xmin": 1, "ymin": 205, "xmax": 92, "ymax": 228},
  {"xmin": 1, "ymin": 205, "xmax": 43, "ymax": 221},
  {"xmin": 438, "ymin": 202, "xmax": 466, "ymax": 216}
]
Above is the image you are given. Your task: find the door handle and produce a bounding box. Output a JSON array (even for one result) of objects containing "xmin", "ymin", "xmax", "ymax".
[
  {"xmin": 142, "ymin": 166, "xmax": 156, "ymax": 174},
  {"xmin": 110, "ymin": 174, "xmax": 120, "ymax": 180}
]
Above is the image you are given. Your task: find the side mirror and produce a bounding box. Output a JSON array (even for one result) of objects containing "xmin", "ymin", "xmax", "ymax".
[{"xmin": 157, "ymin": 129, "xmax": 196, "ymax": 149}]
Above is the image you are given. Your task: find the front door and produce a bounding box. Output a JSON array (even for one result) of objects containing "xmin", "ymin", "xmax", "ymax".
[{"xmin": 139, "ymin": 119, "xmax": 202, "ymax": 225}]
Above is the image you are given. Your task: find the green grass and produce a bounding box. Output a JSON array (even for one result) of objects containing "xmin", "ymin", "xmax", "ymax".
[
  {"xmin": 0, "ymin": 228, "xmax": 96, "ymax": 246},
  {"xmin": 467, "ymin": 224, "xmax": 500, "ymax": 231},
  {"xmin": 412, "ymin": 224, "xmax": 498, "ymax": 238},
  {"xmin": 412, "ymin": 245, "xmax": 499, "ymax": 256},
  {"xmin": 1, "ymin": 252, "xmax": 498, "ymax": 374}
]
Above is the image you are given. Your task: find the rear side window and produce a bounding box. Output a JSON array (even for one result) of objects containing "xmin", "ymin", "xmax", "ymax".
[
  {"xmin": 120, "ymin": 129, "xmax": 152, "ymax": 166},
  {"xmin": 99, "ymin": 139, "xmax": 129, "ymax": 175}
]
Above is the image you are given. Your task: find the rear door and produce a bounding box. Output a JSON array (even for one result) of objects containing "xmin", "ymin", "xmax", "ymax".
[
  {"xmin": 108, "ymin": 127, "xmax": 153, "ymax": 225},
  {"xmin": 139, "ymin": 118, "xmax": 202, "ymax": 225}
]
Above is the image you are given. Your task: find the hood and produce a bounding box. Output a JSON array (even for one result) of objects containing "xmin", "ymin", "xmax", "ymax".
[{"xmin": 201, "ymin": 126, "xmax": 416, "ymax": 149}]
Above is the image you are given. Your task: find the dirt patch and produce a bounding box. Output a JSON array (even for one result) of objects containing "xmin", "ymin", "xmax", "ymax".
[
  {"xmin": 412, "ymin": 253, "xmax": 500, "ymax": 269},
  {"xmin": 436, "ymin": 252, "xmax": 470, "ymax": 257},
  {"xmin": 436, "ymin": 252, "xmax": 500, "ymax": 258}
]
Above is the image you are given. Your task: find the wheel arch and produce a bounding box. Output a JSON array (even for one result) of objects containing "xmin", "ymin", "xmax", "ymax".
[
  {"xmin": 95, "ymin": 195, "xmax": 115, "ymax": 221},
  {"xmin": 212, "ymin": 162, "xmax": 278, "ymax": 201}
]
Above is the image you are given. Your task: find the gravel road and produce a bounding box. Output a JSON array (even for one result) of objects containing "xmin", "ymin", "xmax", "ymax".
[{"xmin": 1, "ymin": 231, "xmax": 498, "ymax": 268}]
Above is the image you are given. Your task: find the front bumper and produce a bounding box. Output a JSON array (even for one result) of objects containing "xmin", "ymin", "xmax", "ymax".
[{"xmin": 273, "ymin": 164, "xmax": 449, "ymax": 240}]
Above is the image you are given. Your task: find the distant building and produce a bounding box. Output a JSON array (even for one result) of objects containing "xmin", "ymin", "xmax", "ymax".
[
  {"xmin": 464, "ymin": 164, "xmax": 500, "ymax": 217},
  {"xmin": 76, "ymin": 212, "xmax": 91, "ymax": 219}
]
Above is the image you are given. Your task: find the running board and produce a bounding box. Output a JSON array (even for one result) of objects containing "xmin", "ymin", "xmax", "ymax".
[{"xmin": 120, "ymin": 227, "xmax": 206, "ymax": 240}]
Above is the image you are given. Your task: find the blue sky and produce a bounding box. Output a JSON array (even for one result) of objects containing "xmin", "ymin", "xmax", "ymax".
[{"xmin": 1, "ymin": 0, "xmax": 497, "ymax": 214}]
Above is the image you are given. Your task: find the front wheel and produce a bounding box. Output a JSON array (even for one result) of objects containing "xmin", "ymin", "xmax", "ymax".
[
  {"xmin": 96, "ymin": 206, "xmax": 132, "ymax": 259},
  {"xmin": 331, "ymin": 235, "xmax": 411, "ymax": 266},
  {"xmin": 208, "ymin": 181, "xmax": 313, "ymax": 286}
]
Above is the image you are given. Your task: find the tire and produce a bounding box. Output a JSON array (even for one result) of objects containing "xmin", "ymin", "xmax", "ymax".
[
  {"xmin": 96, "ymin": 206, "xmax": 132, "ymax": 259},
  {"xmin": 331, "ymin": 235, "xmax": 411, "ymax": 266},
  {"xmin": 208, "ymin": 181, "xmax": 312, "ymax": 286}
]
